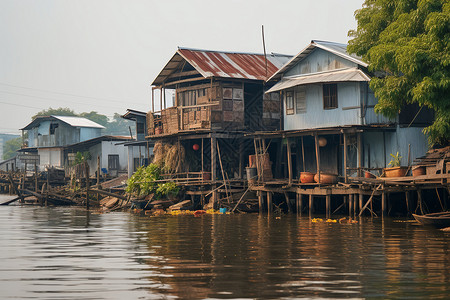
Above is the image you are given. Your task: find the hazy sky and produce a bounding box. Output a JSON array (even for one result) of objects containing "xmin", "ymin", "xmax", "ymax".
[{"xmin": 0, "ymin": 0, "xmax": 364, "ymax": 134}]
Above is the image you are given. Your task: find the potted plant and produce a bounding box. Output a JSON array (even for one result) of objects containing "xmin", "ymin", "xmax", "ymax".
[{"xmin": 384, "ymin": 152, "xmax": 408, "ymax": 177}]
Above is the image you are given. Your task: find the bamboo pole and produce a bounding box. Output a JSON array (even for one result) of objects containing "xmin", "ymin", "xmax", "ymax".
[{"xmin": 314, "ymin": 134, "xmax": 320, "ymax": 184}]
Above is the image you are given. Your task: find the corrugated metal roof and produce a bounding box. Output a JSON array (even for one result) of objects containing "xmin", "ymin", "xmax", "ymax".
[
  {"xmin": 52, "ymin": 116, "xmax": 105, "ymax": 129},
  {"xmin": 266, "ymin": 68, "xmax": 371, "ymax": 93},
  {"xmin": 21, "ymin": 115, "xmax": 105, "ymax": 130},
  {"xmin": 268, "ymin": 40, "xmax": 368, "ymax": 82},
  {"xmin": 152, "ymin": 48, "xmax": 292, "ymax": 86}
]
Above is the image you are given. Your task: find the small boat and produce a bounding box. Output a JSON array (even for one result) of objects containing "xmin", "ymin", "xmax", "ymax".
[{"xmin": 412, "ymin": 211, "xmax": 450, "ymax": 228}]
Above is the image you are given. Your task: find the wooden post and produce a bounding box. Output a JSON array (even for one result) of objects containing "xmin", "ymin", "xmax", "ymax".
[
  {"xmin": 258, "ymin": 191, "xmax": 263, "ymax": 213},
  {"xmin": 85, "ymin": 162, "xmax": 90, "ymax": 210},
  {"xmin": 381, "ymin": 186, "xmax": 386, "ymax": 216},
  {"xmin": 239, "ymin": 140, "xmax": 244, "ymax": 179},
  {"xmin": 23, "ymin": 162, "xmax": 27, "ymax": 190},
  {"xmin": 343, "ymin": 132, "xmax": 348, "ymax": 183},
  {"xmin": 405, "ymin": 191, "xmax": 411, "ymax": 216},
  {"xmin": 34, "ymin": 162, "xmax": 38, "ymax": 193},
  {"xmin": 309, "ymin": 194, "xmax": 314, "ymax": 217},
  {"xmin": 301, "ymin": 136, "xmax": 306, "ymax": 172},
  {"xmin": 357, "ymin": 131, "xmax": 363, "ymax": 177},
  {"xmin": 267, "ymin": 192, "xmax": 273, "ymax": 214},
  {"xmin": 314, "ymin": 134, "xmax": 320, "ymax": 184},
  {"xmin": 326, "ymin": 194, "xmax": 331, "ymax": 218},
  {"xmin": 97, "ymin": 155, "xmax": 100, "ymax": 202},
  {"xmin": 417, "ymin": 188, "xmax": 424, "ymax": 214},
  {"xmin": 359, "ymin": 193, "xmax": 364, "ymax": 214},
  {"xmin": 284, "ymin": 192, "xmax": 292, "ymax": 213},
  {"xmin": 287, "ymin": 138, "xmax": 292, "ymax": 184},
  {"xmin": 297, "ymin": 193, "xmax": 302, "ymax": 215},
  {"xmin": 211, "ymin": 136, "xmax": 217, "ymax": 182},
  {"xmin": 201, "ymin": 138, "xmax": 204, "ymax": 180},
  {"xmin": 349, "ymin": 194, "xmax": 353, "ymax": 217}
]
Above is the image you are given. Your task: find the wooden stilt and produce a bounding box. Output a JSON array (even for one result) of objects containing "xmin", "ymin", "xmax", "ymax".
[
  {"xmin": 326, "ymin": 194, "xmax": 331, "ymax": 218},
  {"xmin": 85, "ymin": 162, "xmax": 90, "ymax": 210},
  {"xmin": 381, "ymin": 186, "xmax": 386, "ymax": 216},
  {"xmin": 287, "ymin": 138, "xmax": 292, "ymax": 185},
  {"xmin": 417, "ymin": 188, "xmax": 424, "ymax": 214},
  {"xmin": 267, "ymin": 192, "xmax": 273, "ymax": 214},
  {"xmin": 359, "ymin": 193, "xmax": 363, "ymax": 214},
  {"xmin": 349, "ymin": 194, "xmax": 353, "ymax": 217},
  {"xmin": 297, "ymin": 193, "xmax": 302, "ymax": 215},
  {"xmin": 314, "ymin": 134, "xmax": 320, "ymax": 184},
  {"xmin": 405, "ymin": 191, "xmax": 411, "ymax": 215},
  {"xmin": 258, "ymin": 191, "xmax": 263, "ymax": 213},
  {"xmin": 343, "ymin": 131, "xmax": 348, "ymax": 184},
  {"xmin": 309, "ymin": 194, "xmax": 314, "ymax": 217}
]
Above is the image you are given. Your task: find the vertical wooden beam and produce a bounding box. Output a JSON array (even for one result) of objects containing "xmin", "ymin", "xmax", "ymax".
[
  {"xmin": 343, "ymin": 132, "xmax": 348, "ymax": 183},
  {"xmin": 287, "ymin": 138, "xmax": 292, "ymax": 184},
  {"xmin": 326, "ymin": 194, "xmax": 331, "ymax": 218},
  {"xmin": 211, "ymin": 135, "xmax": 217, "ymax": 207},
  {"xmin": 151, "ymin": 87, "xmax": 155, "ymax": 113},
  {"xmin": 417, "ymin": 188, "xmax": 424, "ymax": 214},
  {"xmin": 359, "ymin": 193, "xmax": 364, "ymax": 214},
  {"xmin": 357, "ymin": 131, "xmax": 363, "ymax": 177},
  {"xmin": 381, "ymin": 186, "xmax": 386, "ymax": 216},
  {"xmin": 301, "ymin": 136, "xmax": 306, "ymax": 172},
  {"xmin": 239, "ymin": 140, "xmax": 244, "ymax": 179},
  {"xmin": 201, "ymin": 138, "xmax": 204, "ymax": 180},
  {"xmin": 97, "ymin": 155, "xmax": 100, "ymax": 202},
  {"xmin": 297, "ymin": 193, "xmax": 302, "ymax": 215},
  {"xmin": 267, "ymin": 192, "xmax": 273, "ymax": 213},
  {"xmin": 314, "ymin": 134, "xmax": 320, "ymax": 184},
  {"xmin": 349, "ymin": 194, "xmax": 353, "ymax": 217},
  {"xmin": 85, "ymin": 162, "xmax": 90, "ymax": 210},
  {"xmin": 34, "ymin": 162, "xmax": 38, "ymax": 193},
  {"xmin": 284, "ymin": 192, "xmax": 292, "ymax": 213},
  {"xmin": 405, "ymin": 190, "xmax": 411, "ymax": 216},
  {"xmin": 309, "ymin": 194, "xmax": 314, "ymax": 217},
  {"xmin": 159, "ymin": 87, "xmax": 163, "ymax": 112},
  {"xmin": 258, "ymin": 191, "xmax": 263, "ymax": 213}
]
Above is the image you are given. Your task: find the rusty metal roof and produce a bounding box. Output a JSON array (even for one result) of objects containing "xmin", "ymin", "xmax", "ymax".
[{"xmin": 152, "ymin": 47, "xmax": 292, "ymax": 86}]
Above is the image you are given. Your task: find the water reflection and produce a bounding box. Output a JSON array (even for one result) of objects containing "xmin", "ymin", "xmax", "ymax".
[{"xmin": 0, "ymin": 200, "xmax": 448, "ymax": 299}]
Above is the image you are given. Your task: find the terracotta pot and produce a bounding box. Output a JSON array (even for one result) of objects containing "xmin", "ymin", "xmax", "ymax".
[
  {"xmin": 412, "ymin": 166, "xmax": 426, "ymax": 177},
  {"xmin": 300, "ymin": 172, "xmax": 315, "ymax": 183},
  {"xmin": 384, "ymin": 166, "xmax": 408, "ymax": 177},
  {"xmin": 314, "ymin": 173, "xmax": 338, "ymax": 184},
  {"xmin": 365, "ymin": 171, "xmax": 376, "ymax": 178}
]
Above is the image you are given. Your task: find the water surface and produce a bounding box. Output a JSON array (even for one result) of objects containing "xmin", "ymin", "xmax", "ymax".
[{"xmin": 0, "ymin": 195, "xmax": 449, "ymax": 299}]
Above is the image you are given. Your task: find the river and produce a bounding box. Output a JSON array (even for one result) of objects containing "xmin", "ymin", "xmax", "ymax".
[{"xmin": 0, "ymin": 195, "xmax": 448, "ymax": 299}]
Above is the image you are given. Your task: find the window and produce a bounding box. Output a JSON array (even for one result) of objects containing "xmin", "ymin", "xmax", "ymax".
[
  {"xmin": 285, "ymin": 91, "xmax": 294, "ymax": 115},
  {"xmin": 323, "ymin": 84, "xmax": 338, "ymax": 109},
  {"xmin": 295, "ymin": 90, "xmax": 306, "ymax": 113},
  {"xmin": 136, "ymin": 122, "xmax": 145, "ymax": 134},
  {"xmin": 108, "ymin": 155, "xmax": 119, "ymax": 170},
  {"xmin": 49, "ymin": 123, "xmax": 59, "ymax": 135}
]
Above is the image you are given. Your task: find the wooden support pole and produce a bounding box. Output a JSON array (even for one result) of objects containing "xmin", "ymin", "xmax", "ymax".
[
  {"xmin": 267, "ymin": 191, "xmax": 273, "ymax": 214},
  {"xmin": 405, "ymin": 191, "xmax": 411, "ymax": 216},
  {"xmin": 211, "ymin": 136, "xmax": 217, "ymax": 206},
  {"xmin": 287, "ymin": 138, "xmax": 293, "ymax": 184},
  {"xmin": 297, "ymin": 193, "xmax": 302, "ymax": 215},
  {"xmin": 239, "ymin": 140, "xmax": 244, "ymax": 179},
  {"xmin": 34, "ymin": 162, "xmax": 38, "ymax": 193},
  {"xmin": 359, "ymin": 193, "xmax": 364, "ymax": 214},
  {"xmin": 326, "ymin": 194, "xmax": 331, "ymax": 218},
  {"xmin": 85, "ymin": 162, "xmax": 90, "ymax": 210},
  {"xmin": 314, "ymin": 134, "xmax": 320, "ymax": 184},
  {"xmin": 349, "ymin": 194, "xmax": 353, "ymax": 217},
  {"xmin": 381, "ymin": 186, "xmax": 386, "ymax": 216},
  {"xmin": 343, "ymin": 132, "xmax": 348, "ymax": 183},
  {"xmin": 258, "ymin": 191, "xmax": 263, "ymax": 213},
  {"xmin": 357, "ymin": 132, "xmax": 363, "ymax": 177},
  {"xmin": 301, "ymin": 136, "xmax": 306, "ymax": 172},
  {"xmin": 309, "ymin": 194, "xmax": 314, "ymax": 217},
  {"xmin": 97, "ymin": 155, "xmax": 100, "ymax": 202},
  {"xmin": 201, "ymin": 138, "xmax": 204, "ymax": 180},
  {"xmin": 417, "ymin": 188, "xmax": 424, "ymax": 214},
  {"xmin": 284, "ymin": 192, "xmax": 292, "ymax": 213}
]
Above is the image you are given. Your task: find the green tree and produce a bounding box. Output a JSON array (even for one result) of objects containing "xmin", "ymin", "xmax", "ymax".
[
  {"xmin": 32, "ymin": 107, "xmax": 76, "ymax": 120},
  {"xmin": 348, "ymin": 0, "xmax": 450, "ymax": 145},
  {"xmin": 3, "ymin": 137, "xmax": 22, "ymax": 160},
  {"xmin": 79, "ymin": 111, "xmax": 109, "ymax": 127},
  {"xmin": 104, "ymin": 113, "xmax": 135, "ymax": 136}
]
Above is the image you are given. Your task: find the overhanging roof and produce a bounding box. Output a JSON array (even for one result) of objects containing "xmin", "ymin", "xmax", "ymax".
[
  {"xmin": 268, "ymin": 40, "xmax": 368, "ymax": 82},
  {"xmin": 122, "ymin": 109, "xmax": 147, "ymax": 120},
  {"xmin": 152, "ymin": 47, "xmax": 292, "ymax": 86},
  {"xmin": 21, "ymin": 115, "xmax": 105, "ymax": 130},
  {"xmin": 66, "ymin": 135, "xmax": 131, "ymax": 151},
  {"xmin": 266, "ymin": 68, "xmax": 371, "ymax": 93}
]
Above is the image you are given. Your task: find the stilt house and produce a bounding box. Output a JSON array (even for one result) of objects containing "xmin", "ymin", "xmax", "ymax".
[
  {"xmin": 256, "ymin": 40, "xmax": 432, "ymax": 183},
  {"xmin": 148, "ymin": 47, "xmax": 291, "ymax": 184}
]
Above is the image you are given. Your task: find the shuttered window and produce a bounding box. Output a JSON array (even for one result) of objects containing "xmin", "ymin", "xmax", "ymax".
[
  {"xmin": 108, "ymin": 155, "xmax": 119, "ymax": 170},
  {"xmin": 323, "ymin": 84, "xmax": 338, "ymax": 109},
  {"xmin": 285, "ymin": 91, "xmax": 294, "ymax": 115},
  {"xmin": 296, "ymin": 90, "xmax": 306, "ymax": 113}
]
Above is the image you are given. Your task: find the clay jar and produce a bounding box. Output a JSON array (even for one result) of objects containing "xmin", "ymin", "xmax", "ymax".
[{"xmin": 300, "ymin": 172, "xmax": 315, "ymax": 183}]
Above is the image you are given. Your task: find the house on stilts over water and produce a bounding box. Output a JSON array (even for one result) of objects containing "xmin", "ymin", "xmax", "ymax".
[
  {"xmin": 248, "ymin": 40, "xmax": 447, "ymax": 217},
  {"xmin": 146, "ymin": 47, "xmax": 291, "ymax": 210}
]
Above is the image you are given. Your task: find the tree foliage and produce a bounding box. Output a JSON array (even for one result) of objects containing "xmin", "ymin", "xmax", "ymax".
[
  {"xmin": 32, "ymin": 107, "xmax": 77, "ymax": 120},
  {"xmin": 3, "ymin": 137, "xmax": 22, "ymax": 160},
  {"xmin": 348, "ymin": 0, "xmax": 450, "ymax": 145}
]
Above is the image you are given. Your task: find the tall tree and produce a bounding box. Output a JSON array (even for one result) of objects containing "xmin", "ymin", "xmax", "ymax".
[
  {"xmin": 32, "ymin": 107, "xmax": 76, "ymax": 120},
  {"xmin": 79, "ymin": 111, "xmax": 109, "ymax": 127},
  {"xmin": 348, "ymin": 0, "xmax": 450, "ymax": 145},
  {"xmin": 3, "ymin": 137, "xmax": 22, "ymax": 160}
]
